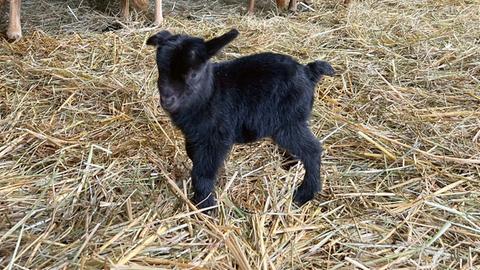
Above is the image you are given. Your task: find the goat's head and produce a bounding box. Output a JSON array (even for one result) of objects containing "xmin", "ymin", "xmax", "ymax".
[{"xmin": 147, "ymin": 29, "xmax": 239, "ymax": 113}]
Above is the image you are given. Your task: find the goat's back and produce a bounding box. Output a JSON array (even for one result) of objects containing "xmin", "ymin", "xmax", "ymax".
[{"xmin": 210, "ymin": 53, "xmax": 319, "ymax": 142}]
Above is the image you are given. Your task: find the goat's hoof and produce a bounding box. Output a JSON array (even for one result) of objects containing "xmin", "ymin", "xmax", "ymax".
[
  {"xmin": 287, "ymin": 4, "xmax": 298, "ymax": 14},
  {"xmin": 154, "ymin": 17, "xmax": 163, "ymax": 26},
  {"xmin": 293, "ymin": 189, "xmax": 315, "ymax": 207},
  {"xmin": 192, "ymin": 193, "xmax": 216, "ymax": 213},
  {"xmin": 245, "ymin": 10, "xmax": 255, "ymax": 16},
  {"xmin": 7, "ymin": 29, "xmax": 22, "ymax": 40}
]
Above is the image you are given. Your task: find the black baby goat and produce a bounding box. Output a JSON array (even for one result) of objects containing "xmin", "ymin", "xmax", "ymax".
[{"xmin": 147, "ymin": 29, "xmax": 334, "ymax": 210}]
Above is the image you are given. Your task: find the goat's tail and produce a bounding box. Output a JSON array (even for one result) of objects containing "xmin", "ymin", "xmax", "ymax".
[{"xmin": 306, "ymin": 61, "xmax": 335, "ymax": 83}]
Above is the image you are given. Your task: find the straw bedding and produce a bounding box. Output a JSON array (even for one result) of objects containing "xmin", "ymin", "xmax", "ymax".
[{"xmin": 1, "ymin": 0, "xmax": 479, "ymax": 269}]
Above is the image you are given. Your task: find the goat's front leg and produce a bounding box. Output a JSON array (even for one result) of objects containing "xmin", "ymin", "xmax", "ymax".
[
  {"xmin": 120, "ymin": 0, "xmax": 129, "ymax": 19},
  {"xmin": 185, "ymin": 140, "xmax": 195, "ymax": 161},
  {"xmin": 288, "ymin": 0, "xmax": 297, "ymax": 12},
  {"xmin": 7, "ymin": 0, "xmax": 22, "ymax": 40},
  {"xmin": 247, "ymin": 0, "xmax": 255, "ymax": 15},
  {"xmin": 273, "ymin": 124, "xmax": 322, "ymax": 206},
  {"xmin": 275, "ymin": 0, "xmax": 288, "ymax": 9},
  {"xmin": 154, "ymin": 0, "xmax": 163, "ymax": 25},
  {"xmin": 190, "ymin": 141, "xmax": 231, "ymax": 210}
]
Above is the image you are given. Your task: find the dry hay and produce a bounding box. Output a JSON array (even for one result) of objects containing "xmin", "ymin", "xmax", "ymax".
[{"xmin": 1, "ymin": 0, "xmax": 479, "ymax": 269}]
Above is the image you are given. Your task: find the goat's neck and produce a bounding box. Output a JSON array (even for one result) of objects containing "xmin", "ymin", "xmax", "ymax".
[
  {"xmin": 192, "ymin": 62, "xmax": 215, "ymax": 108},
  {"xmin": 170, "ymin": 63, "xmax": 214, "ymax": 129}
]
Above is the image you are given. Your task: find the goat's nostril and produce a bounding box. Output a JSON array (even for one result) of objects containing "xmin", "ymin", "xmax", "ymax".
[{"xmin": 161, "ymin": 96, "xmax": 176, "ymax": 108}]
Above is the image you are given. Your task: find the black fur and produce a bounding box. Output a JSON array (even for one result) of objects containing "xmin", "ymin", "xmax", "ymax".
[{"xmin": 147, "ymin": 29, "xmax": 335, "ymax": 209}]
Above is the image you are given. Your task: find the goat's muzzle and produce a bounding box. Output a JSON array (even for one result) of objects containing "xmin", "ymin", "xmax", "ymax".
[{"xmin": 160, "ymin": 95, "xmax": 177, "ymax": 112}]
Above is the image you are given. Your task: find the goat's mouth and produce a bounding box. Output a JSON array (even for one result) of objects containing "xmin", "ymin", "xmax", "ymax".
[{"xmin": 160, "ymin": 96, "xmax": 179, "ymax": 113}]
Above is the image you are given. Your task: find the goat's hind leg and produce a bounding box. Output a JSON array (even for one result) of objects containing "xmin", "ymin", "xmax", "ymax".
[{"xmin": 273, "ymin": 124, "xmax": 322, "ymax": 206}]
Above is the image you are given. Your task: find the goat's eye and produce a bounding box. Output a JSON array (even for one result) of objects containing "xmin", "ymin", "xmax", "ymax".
[{"xmin": 188, "ymin": 71, "xmax": 199, "ymax": 80}]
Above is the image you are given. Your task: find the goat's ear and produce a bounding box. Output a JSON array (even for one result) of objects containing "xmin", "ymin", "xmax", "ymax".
[
  {"xmin": 204, "ymin": 29, "xmax": 239, "ymax": 58},
  {"xmin": 146, "ymin": 31, "xmax": 172, "ymax": 47}
]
